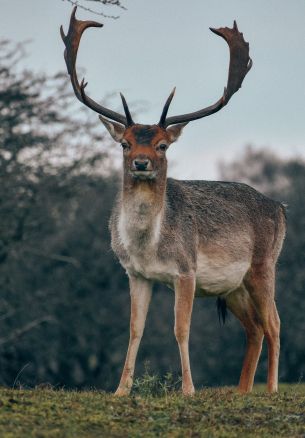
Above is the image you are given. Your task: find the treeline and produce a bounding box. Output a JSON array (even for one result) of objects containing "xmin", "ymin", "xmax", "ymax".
[{"xmin": 0, "ymin": 41, "xmax": 304, "ymax": 390}]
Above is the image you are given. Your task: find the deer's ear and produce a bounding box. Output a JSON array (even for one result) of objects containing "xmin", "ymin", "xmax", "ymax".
[
  {"xmin": 166, "ymin": 122, "xmax": 188, "ymax": 144},
  {"xmin": 99, "ymin": 116, "xmax": 125, "ymax": 142}
]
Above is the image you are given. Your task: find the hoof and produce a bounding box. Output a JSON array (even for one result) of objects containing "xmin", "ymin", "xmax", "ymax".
[
  {"xmin": 267, "ymin": 386, "xmax": 278, "ymax": 394},
  {"xmin": 114, "ymin": 387, "xmax": 131, "ymax": 397},
  {"xmin": 237, "ymin": 386, "xmax": 253, "ymax": 394},
  {"xmin": 183, "ymin": 386, "xmax": 195, "ymax": 396}
]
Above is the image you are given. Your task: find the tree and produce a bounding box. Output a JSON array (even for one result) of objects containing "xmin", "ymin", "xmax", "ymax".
[
  {"xmin": 0, "ymin": 40, "xmax": 123, "ymax": 388},
  {"xmin": 0, "ymin": 40, "xmax": 111, "ymax": 263}
]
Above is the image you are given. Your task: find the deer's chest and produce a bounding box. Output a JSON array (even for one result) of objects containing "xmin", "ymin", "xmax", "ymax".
[{"xmin": 117, "ymin": 205, "xmax": 178, "ymax": 283}]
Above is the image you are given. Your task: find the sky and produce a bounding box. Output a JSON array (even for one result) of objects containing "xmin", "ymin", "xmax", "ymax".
[{"xmin": 1, "ymin": 0, "xmax": 305, "ymax": 179}]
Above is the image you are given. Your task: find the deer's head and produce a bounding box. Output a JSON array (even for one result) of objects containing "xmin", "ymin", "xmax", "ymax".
[
  {"xmin": 61, "ymin": 7, "xmax": 252, "ymax": 181},
  {"xmin": 99, "ymin": 115, "xmax": 186, "ymax": 180}
]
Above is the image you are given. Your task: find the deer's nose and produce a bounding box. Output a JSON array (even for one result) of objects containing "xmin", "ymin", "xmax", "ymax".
[{"xmin": 133, "ymin": 159, "xmax": 149, "ymax": 171}]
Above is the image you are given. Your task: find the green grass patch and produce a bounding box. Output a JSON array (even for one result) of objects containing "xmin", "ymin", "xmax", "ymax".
[{"xmin": 0, "ymin": 383, "xmax": 304, "ymax": 437}]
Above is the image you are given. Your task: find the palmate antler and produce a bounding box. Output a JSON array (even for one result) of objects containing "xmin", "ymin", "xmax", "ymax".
[
  {"xmin": 61, "ymin": 9, "xmax": 251, "ymax": 129},
  {"xmin": 60, "ymin": 6, "xmax": 134, "ymax": 126},
  {"xmin": 158, "ymin": 21, "xmax": 252, "ymax": 127}
]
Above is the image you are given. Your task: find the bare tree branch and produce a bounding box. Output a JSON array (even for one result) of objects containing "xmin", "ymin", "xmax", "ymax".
[
  {"xmin": 22, "ymin": 247, "xmax": 81, "ymax": 268},
  {"xmin": 84, "ymin": 0, "xmax": 126, "ymax": 10},
  {"xmin": 61, "ymin": 0, "xmax": 127, "ymax": 18},
  {"xmin": 0, "ymin": 316, "xmax": 55, "ymax": 347}
]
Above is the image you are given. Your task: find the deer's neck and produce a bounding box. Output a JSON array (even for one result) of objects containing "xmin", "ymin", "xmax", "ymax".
[{"xmin": 119, "ymin": 174, "xmax": 166, "ymax": 254}]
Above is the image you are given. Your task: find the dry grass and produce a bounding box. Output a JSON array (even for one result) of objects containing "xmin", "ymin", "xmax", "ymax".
[{"xmin": 0, "ymin": 384, "xmax": 304, "ymax": 437}]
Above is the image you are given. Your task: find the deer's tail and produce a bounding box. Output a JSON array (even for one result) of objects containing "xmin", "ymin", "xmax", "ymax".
[{"xmin": 217, "ymin": 297, "xmax": 227, "ymax": 325}]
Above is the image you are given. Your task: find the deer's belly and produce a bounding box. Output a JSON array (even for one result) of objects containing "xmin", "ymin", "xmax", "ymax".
[
  {"xmin": 124, "ymin": 252, "xmax": 250, "ymax": 293},
  {"xmin": 195, "ymin": 252, "xmax": 251, "ymax": 296},
  {"xmin": 125, "ymin": 254, "xmax": 179, "ymax": 285}
]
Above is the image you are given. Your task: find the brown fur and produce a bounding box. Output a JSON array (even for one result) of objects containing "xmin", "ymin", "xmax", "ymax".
[{"xmin": 106, "ymin": 123, "xmax": 286, "ymax": 396}]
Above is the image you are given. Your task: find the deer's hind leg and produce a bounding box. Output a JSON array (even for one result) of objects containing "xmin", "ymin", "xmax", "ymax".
[
  {"xmin": 226, "ymin": 286, "xmax": 264, "ymax": 393},
  {"xmin": 244, "ymin": 262, "xmax": 280, "ymax": 393}
]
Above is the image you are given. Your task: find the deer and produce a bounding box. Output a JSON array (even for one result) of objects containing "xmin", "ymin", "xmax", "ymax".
[{"xmin": 61, "ymin": 7, "xmax": 286, "ymax": 396}]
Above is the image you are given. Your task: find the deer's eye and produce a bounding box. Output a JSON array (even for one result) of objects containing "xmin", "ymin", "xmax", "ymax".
[
  {"xmin": 121, "ymin": 142, "xmax": 130, "ymax": 150},
  {"xmin": 158, "ymin": 143, "xmax": 168, "ymax": 152}
]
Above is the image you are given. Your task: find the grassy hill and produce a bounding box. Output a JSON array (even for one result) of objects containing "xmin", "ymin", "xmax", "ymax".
[{"xmin": 0, "ymin": 384, "xmax": 304, "ymax": 437}]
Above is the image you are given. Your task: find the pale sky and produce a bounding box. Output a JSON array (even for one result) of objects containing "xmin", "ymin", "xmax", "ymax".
[{"xmin": 2, "ymin": 0, "xmax": 305, "ymax": 179}]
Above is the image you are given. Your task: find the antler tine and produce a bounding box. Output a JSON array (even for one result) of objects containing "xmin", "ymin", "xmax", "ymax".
[
  {"xmin": 158, "ymin": 87, "xmax": 176, "ymax": 127},
  {"xmin": 61, "ymin": 6, "xmax": 128, "ymax": 126},
  {"xmin": 162, "ymin": 21, "xmax": 252, "ymax": 128},
  {"xmin": 120, "ymin": 93, "xmax": 134, "ymax": 126}
]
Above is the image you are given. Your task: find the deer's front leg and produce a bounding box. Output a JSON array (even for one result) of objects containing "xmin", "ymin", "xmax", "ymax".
[
  {"xmin": 115, "ymin": 274, "xmax": 152, "ymax": 396},
  {"xmin": 174, "ymin": 274, "xmax": 196, "ymax": 396}
]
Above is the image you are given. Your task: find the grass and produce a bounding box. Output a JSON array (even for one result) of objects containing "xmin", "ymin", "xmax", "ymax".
[{"xmin": 0, "ymin": 381, "xmax": 304, "ymax": 437}]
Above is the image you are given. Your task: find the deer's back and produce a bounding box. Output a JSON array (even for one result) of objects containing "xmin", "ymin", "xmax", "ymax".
[
  {"xmin": 164, "ymin": 178, "xmax": 285, "ymax": 263},
  {"xmin": 166, "ymin": 178, "xmax": 283, "ymax": 233}
]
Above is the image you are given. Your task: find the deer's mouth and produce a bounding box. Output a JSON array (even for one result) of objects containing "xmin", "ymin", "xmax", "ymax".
[{"xmin": 130, "ymin": 170, "xmax": 157, "ymax": 180}]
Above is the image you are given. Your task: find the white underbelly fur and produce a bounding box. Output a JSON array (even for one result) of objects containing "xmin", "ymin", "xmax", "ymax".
[
  {"xmin": 195, "ymin": 252, "xmax": 251, "ymax": 295},
  {"xmin": 126, "ymin": 255, "xmax": 179, "ymax": 285},
  {"xmin": 125, "ymin": 251, "xmax": 250, "ymax": 295}
]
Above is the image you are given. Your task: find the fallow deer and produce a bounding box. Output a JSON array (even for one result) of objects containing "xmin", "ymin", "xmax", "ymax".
[{"xmin": 61, "ymin": 7, "xmax": 286, "ymax": 396}]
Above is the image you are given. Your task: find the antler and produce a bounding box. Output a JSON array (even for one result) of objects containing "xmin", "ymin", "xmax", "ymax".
[
  {"xmin": 61, "ymin": 6, "xmax": 133, "ymax": 126},
  {"xmin": 159, "ymin": 21, "xmax": 252, "ymax": 128}
]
